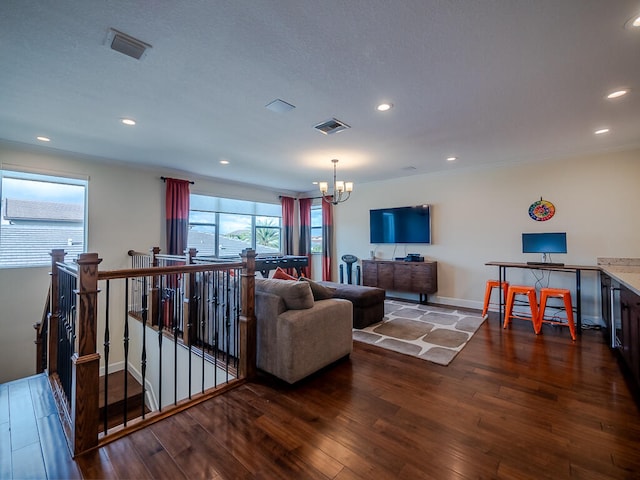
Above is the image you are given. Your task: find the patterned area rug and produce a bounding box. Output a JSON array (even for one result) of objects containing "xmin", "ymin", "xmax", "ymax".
[{"xmin": 352, "ymin": 300, "xmax": 486, "ymax": 366}]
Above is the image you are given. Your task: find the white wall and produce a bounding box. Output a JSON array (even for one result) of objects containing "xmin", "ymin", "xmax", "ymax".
[
  {"xmin": 2, "ymin": 143, "xmax": 639, "ymax": 383},
  {"xmin": 0, "ymin": 142, "xmax": 287, "ymax": 383},
  {"xmin": 333, "ymin": 149, "xmax": 640, "ymax": 320}
]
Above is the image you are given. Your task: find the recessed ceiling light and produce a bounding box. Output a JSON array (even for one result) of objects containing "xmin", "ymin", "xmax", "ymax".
[
  {"xmin": 446, "ymin": 156, "xmax": 457, "ymax": 162},
  {"xmin": 625, "ymin": 14, "xmax": 640, "ymax": 29},
  {"xmin": 36, "ymin": 136, "xmax": 50, "ymax": 142},
  {"xmin": 220, "ymin": 160, "xmax": 229, "ymax": 165},
  {"xmin": 594, "ymin": 128, "xmax": 610, "ymax": 135},
  {"xmin": 312, "ymin": 181, "xmax": 318, "ymax": 185},
  {"xmin": 607, "ymin": 89, "xmax": 629, "ymax": 99},
  {"xmin": 377, "ymin": 103, "xmax": 393, "ymax": 112},
  {"xmin": 121, "ymin": 118, "xmax": 136, "ymax": 126}
]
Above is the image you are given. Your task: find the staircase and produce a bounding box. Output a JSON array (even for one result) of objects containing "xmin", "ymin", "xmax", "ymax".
[{"xmin": 98, "ymin": 370, "xmax": 147, "ymax": 431}]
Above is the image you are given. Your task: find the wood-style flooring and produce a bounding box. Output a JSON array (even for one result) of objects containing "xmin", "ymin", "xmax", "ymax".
[{"xmin": 2, "ymin": 315, "xmax": 640, "ymax": 479}]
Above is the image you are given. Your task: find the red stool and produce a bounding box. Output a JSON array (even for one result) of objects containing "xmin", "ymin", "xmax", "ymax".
[
  {"xmin": 538, "ymin": 288, "xmax": 576, "ymax": 341},
  {"xmin": 482, "ymin": 280, "xmax": 509, "ymax": 317},
  {"xmin": 503, "ymin": 285, "xmax": 539, "ymax": 333}
]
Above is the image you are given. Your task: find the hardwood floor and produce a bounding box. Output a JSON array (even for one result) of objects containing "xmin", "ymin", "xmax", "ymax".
[
  {"xmin": 0, "ymin": 374, "xmax": 82, "ymax": 479},
  {"xmin": 4, "ymin": 315, "xmax": 640, "ymax": 479}
]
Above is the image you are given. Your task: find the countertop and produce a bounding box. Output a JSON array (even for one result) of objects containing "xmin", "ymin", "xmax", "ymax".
[{"xmin": 598, "ymin": 258, "xmax": 640, "ymax": 297}]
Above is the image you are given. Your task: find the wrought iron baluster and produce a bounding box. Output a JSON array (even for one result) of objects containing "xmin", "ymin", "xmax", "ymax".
[
  {"xmin": 103, "ymin": 280, "xmax": 110, "ymax": 434},
  {"xmin": 123, "ymin": 278, "xmax": 129, "ymax": 426},
  {"xmin": 141, "ymin": 275, "xmax": 147, "ymax": 420}
]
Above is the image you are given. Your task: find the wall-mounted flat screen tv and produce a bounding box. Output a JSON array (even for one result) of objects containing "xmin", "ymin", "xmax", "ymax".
[
  {"xmin": 521, "ymin": 232, "xmax": 567, "ymax": 254},
  {"xmin": 370, "ymin": 205, "xmax": 431, "ymax": 244}
]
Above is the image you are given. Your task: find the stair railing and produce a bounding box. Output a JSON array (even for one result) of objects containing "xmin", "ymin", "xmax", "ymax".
[
  {"xmin": 45, "ymin": 248, "xmax": 257, "ymax": 457},
  {"xmin": 34, "ymin": 286, "xmax": 51, "ymax": 374}
]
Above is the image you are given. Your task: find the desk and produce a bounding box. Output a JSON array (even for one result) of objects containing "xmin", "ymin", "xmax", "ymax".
[{"xmin": 485, "ymin": 262, "xmax": 601, "ymax": 334}]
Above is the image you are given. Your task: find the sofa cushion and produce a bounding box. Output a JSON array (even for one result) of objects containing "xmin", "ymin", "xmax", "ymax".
[
  {"xmin": 319, "ymin": 282, "xmax": 386, "ymax": 307},
  {"xmin": 255, "ymin": 277, "xmax": 314, "ymax": 310},
  {"xmin": 272, "ymin": 266, "xmax": 297, "ymax": 280},
  {"xmin": 298, "ymin": 277, "xmax": 337, "ymax": 300}
]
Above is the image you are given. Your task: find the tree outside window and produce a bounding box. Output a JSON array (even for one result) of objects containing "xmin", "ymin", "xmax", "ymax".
[
  {"xmin": 255, "ymin": 216, "xmax": 281, "ymax": 254},
  {"xmin": 187, "ymin": 195, "xmax": 282, "ymax": 258}
]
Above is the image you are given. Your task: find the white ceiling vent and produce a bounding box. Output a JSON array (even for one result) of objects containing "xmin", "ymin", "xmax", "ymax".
[
  {"xmin": 106, "ymin": 28, "xmax": 152, "ymax": 60},
  {"xmin": 314, "ymin": 118, "xmax": 351, "ymax": 135},
  {"xmin": 265, "ymin": 99, "xmax": 296, "ymax": 113}
]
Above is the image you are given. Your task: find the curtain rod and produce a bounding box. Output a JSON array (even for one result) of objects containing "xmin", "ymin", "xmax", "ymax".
[
  {"xmin": 278, "ymin": 196, "xmax": 323, "ymax": 200},
  {"xmin": 161, "ymin": 176, "xmax": 195, "ymax": 185}
]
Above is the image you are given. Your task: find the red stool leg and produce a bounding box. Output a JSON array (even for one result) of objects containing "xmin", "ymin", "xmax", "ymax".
[
  {"xmin": 504, "ymin": 288, "xmax": 515, "ymax": 328},
  {"xmin": 536, "ymin": 290, "xmax": 548, "ymax": 335},
  {"xmin": 527, "ymin": 289, "xmax": 539, "ymax": 334},
  {"xmin": 482, "ymin": 282, "xmax": 493, "ymax": 317},
  {"xmin": 563, "ymin": 293, "xmax": 576, "ymax": 341}
]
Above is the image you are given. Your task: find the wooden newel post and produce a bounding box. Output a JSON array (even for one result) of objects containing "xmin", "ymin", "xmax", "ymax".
[
  {"xmin": 48, "ymin": 249, "xmax": 67, "ymax": 375},
  {"xmin": 149, "ymin": 247, "xmax": 161, "ymax": 326},
  {"xmin": 239, "ymin": 248, "xmax": 257, "ymax": 379},
  {"xmin": 150, "ymin": 246, "xmax": 161, "ymax": 267},
  {"xmin": 70, "ymin": 252, "xmax": 102, "ymax": 456}
]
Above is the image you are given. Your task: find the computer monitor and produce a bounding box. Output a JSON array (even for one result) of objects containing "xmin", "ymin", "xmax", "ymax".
[{"xmin": 522, "ymin": 232, "xmax": 567, "ymax": 256}]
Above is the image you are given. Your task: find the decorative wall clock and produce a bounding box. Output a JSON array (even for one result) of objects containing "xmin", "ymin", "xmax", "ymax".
[{"xmin": 528, "ymin": 198, "xmax": 555, "ymax": 221}]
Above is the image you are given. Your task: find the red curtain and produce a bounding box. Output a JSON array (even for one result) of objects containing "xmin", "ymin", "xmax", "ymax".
[
  {"xmin": 298, "ymin": 198, "xmax": 312, "ymax": 278},
  {"xmin": 281, "ymin": 196, "xmax": 295, "ymax": 256},
  {"xmin": 165, "ymin": 178, "xmax": 191, "ymax": 255},
  {"xmin": 321, "ymin": 198, "xmax": 333, "ymax": 281}
]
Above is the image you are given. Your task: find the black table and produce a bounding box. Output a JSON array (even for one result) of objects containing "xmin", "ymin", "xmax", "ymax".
[
  {"xmin": 255, "ymin": 255, "xmax": 308, "ymax": 277},
  {"xmin": 485, "ymin": 261, "xmax": 601, "ymax": 334}
]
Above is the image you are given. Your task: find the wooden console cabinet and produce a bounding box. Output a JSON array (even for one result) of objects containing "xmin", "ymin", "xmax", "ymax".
[{"xmin": 362, "ymin": 259, "xmax": 437, "ymax": 302}]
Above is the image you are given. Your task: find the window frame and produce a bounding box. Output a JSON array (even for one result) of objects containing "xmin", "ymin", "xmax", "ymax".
[
  {"xmin": 0, "ymin": 169, "xmax": 88, "ymax": 269},
  {"xmin": 187, "ymin": 195, "xmax": 282, "ymax": 258},
  {"xmin": 310, "ymin": 204, "xmax": 323, "ymax": 254}
]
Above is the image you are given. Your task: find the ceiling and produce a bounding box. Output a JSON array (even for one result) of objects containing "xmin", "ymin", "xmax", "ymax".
[{"xmin": 1, "ymin": 1, "xmax": 639, "ymax": 194}]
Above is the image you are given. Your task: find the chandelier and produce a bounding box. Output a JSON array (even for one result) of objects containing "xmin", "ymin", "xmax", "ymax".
[{"xmin": 318, "ymin": 159, "xmax": 354, "ymax": 205}]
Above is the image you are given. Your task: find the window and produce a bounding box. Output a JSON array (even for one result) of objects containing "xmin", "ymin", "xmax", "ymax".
[
  {"xmin": 311, "ymin": 205, "xmax": 322, "ymax": 253},
  {"xmin": 0, "ymin": 170, "xmax": 87, "ymax": 268},
  {"xmin": 255, "ymin": 216, "xmax": 281, "ymax": 252},
  {"xmin": 188, "ymin": 194, "xmax": 281, "ymax": 258}
]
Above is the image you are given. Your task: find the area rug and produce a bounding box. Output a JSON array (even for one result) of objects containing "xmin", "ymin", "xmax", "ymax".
[{"xmin": 352, "ymin": 300, "xmax": 486, "ymax": 366}]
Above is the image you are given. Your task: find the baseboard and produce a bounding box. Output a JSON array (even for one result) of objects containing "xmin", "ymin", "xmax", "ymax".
[{"xmin": 385, "ymin": 294, "xmax": 483, "ymax": 314}]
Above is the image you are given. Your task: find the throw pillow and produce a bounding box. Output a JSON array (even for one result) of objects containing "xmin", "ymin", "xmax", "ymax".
[
  {"xmin": 272, "ymin": 266, "xmax": 297, "ymax": 281},
  {"xmin": 255, "ymin": 278, "xmax": 314, "ymax": 310},
  {"xmin": 299, "ymin": 277, "xmax": 336, "ymax": 300}
]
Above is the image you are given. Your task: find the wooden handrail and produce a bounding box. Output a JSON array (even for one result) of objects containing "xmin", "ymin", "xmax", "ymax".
[
  {"xmin": 127, "ymin": 250, "xmax": 152, "ymax": 257},
  {"xmin": 97, "ymin": 261, "xmax": 244, "ymax": 281}
]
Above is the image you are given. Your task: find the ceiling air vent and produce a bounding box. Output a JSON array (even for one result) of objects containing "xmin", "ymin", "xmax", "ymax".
[
  {"xmin": 265, "ymin": 99, "xmax": 296, "ymax": 113},
  {"xmin": 314, "ymin": 118, "xmax": 351, "ymax": 135},
  {"xmin": 106, "ymin": 28, "xmax": 152, "ymax": 60}
]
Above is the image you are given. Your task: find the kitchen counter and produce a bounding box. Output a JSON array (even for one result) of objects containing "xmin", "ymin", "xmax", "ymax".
[{"xmin": 598, "ymin": 258, "xmax": 640, "ymax": 296}]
